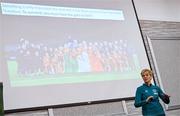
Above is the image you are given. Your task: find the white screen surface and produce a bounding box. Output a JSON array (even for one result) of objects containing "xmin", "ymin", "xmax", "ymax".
[{"xmin": 0, "ymin": 0, "xmax": 150, "ymax": 110}]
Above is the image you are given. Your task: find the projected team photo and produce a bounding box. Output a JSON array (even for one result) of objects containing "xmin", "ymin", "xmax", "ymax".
[{"xmin": 6, "ymin": 38, "xmax": 138, "ymax": 75}]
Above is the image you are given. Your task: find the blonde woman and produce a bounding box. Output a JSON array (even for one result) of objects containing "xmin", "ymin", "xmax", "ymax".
[{"xmin": 134, "ymin": 69, "xmax": 170, "ymax": 116}]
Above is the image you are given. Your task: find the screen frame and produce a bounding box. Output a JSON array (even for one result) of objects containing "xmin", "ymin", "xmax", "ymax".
[{"xmin": 0, "ymin": 0, "xmax": 155, "ymax": 113}]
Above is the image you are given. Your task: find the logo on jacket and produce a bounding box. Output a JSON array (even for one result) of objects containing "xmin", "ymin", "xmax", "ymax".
[{"xmin": 152, "ymin": 89, "xmax": 158, "ymax": 95}]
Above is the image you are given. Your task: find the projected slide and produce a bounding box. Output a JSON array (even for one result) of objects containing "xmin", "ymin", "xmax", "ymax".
[
  {"xmin": 1, "ymin": 2, "xmax": 141, "ymax": 87},
  {"xmin": 0, "ymin": 0, "xmax": 150, "ymax": 110}
]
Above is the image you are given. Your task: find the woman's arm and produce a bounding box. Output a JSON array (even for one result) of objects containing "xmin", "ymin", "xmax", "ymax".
[
  {"xmin": 157, "ymin": 86, "xmax": 170, "ymax": 104},
  {"xmin": 134, "ymin": 88, "xmax": 147, "ymax": 107}
]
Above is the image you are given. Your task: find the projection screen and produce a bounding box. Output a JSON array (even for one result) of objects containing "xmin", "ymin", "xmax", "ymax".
[{"xmin": 0, "ymin": 0, "xmax": 150, "ymax": 110}]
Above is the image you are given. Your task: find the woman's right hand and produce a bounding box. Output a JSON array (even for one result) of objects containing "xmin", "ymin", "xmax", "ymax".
[{"xmin": 146, "ymin": 96, "xmax": 154, "ymax": 103}]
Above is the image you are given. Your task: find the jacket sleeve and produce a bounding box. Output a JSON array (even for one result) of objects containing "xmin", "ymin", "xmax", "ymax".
[
  {"xmin": 134, "ymin": 88, "xmax": 147, "ymax": 107},
  {"xmin": 157, "ymin": 86, "xmax": 170, "ymax": 104}
]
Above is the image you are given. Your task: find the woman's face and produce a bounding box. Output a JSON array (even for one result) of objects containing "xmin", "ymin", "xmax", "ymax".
[{"xmin": 142, "ymin": 71, "xmax": 152, "ymax": 84}]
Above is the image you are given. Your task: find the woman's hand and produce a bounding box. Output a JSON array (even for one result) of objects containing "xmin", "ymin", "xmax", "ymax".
[{"xmin": 146, "ymin": 96, "xmax": 154, "ymax": 103}]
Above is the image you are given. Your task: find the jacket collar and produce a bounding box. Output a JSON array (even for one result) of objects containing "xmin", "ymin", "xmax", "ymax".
[{"xmin": 143, "ymin": 83, "xmax": 152, "ymax": 87}]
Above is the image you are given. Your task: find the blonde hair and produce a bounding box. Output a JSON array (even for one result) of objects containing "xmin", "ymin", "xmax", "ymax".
[{"xmin": 141, "ymin": 69, "xmax": 153, "ymax": 77}]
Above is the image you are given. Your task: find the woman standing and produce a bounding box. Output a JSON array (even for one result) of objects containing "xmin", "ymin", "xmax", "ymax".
[{"xmin": 134, "ymin": 69, "xmax": 170, "ymax": 116}]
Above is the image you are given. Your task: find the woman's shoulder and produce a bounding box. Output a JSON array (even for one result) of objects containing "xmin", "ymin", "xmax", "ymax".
[
  {"xmin": 151, "ymin": 85, "xmax": 162, "ymax": 91},
  {"xmin": 136, "ymin": 84, "xmax": 145, "ymax": 90},
  {"xmin": 151, "ymin": 84, "xmax": 160, "ymax": 88}
]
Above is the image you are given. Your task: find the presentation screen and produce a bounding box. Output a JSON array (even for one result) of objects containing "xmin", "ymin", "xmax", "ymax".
[{"xmin": 0, "ymin": 0, "xmax": 150, "ymax": 110}]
